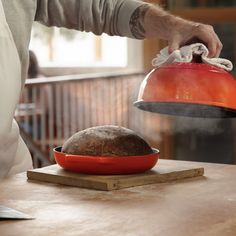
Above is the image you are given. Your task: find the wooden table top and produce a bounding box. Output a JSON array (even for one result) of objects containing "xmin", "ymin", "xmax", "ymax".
[{"xmin": 1, "ymin": 159, "xmax": 236, "ymax": 236}]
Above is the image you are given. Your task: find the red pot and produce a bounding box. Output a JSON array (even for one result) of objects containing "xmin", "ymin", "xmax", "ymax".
[
  {"xmin": 134, "ymin": 62, "xmax": 236, "ymax": 118},
  {"xmin": 53, "ymin": 146, "xmax": 159, "ymax": 175}
]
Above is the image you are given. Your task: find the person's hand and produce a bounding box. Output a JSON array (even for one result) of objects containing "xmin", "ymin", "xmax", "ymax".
[
  {"xmin": 138, "ymin": 4, "xmax": 223, "ymax": 58},
  {"xmin": 167, "ymin": 20, "xmax": 222, "ymax": 58}
]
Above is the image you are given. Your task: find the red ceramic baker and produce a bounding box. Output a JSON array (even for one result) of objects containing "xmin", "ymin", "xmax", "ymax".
[
  {"xmin": 134, "ymin": 62, "xmax": 236, "ymax": 118},
  {"xmin": 53, "ymin": 146, "xmax": 159, "ymax": 175}
]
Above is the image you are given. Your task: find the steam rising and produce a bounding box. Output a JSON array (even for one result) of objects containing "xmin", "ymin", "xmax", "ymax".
[{"xmin": 174, "ymin": 117, "xmax": 225, "ymax": 135}]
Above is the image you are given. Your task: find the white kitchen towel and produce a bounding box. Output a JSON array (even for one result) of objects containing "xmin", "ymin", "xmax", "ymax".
[{"xmin": 152, "ymin": 43, "xmax": 233, "ymax": 71}]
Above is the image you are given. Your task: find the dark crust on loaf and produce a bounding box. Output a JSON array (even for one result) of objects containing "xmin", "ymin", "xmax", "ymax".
[{"xmin": 62, "ymin": 125, "xmax": 153, "ymax": 157}]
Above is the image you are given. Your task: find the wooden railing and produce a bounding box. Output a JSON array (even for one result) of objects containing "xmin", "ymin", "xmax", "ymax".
[{"xmin": 15, "ymin": 71, "xmax": 174, "ymax": 167}]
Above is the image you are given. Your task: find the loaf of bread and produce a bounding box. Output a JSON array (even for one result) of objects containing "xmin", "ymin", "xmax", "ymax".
[{"xmin": 61, "ymin": 125, "xmax": 153, "ymax": 156}]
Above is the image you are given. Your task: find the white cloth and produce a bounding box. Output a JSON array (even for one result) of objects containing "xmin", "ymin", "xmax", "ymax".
[
  {"xmin": 152, "ymin": 43, "xmax": 233, "ymax": 71},
  {"xmin": 0, "ymin": 0, "xmax": 32, "ymax": 178}
]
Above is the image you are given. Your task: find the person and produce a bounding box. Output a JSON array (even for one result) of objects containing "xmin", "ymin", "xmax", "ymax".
[
  {"xmin": 0, "ymin": 0, "xmax": 222, "ymax": 178},
  {"xmin": 17, "ymin": 50, "xmax": 50, "ymax": 140},
  {"xmin": 28, "ymin": 50, "xmax": 40, "ymax": 79},
  {"xmin": 17, "ymin": 50, "xmax": 41, "ymax": 137}
]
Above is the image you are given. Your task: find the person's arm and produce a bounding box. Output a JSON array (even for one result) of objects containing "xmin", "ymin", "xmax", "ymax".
[
  {"xmin": 129, "ymin": 3, "xmax": 222, "ymax": 57},
  {"xmin": 35, "ymin": 0, "xmax": 222, "ymax": 58},
  {"xmin": 35, "ymin": 0, "xmax": 144, "ymax": 38}
]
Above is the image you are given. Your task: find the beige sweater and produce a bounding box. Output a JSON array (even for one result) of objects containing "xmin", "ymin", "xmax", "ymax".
[{"xmin": 2, "ymin": 0, "xmax": 144, "ymax": 87}]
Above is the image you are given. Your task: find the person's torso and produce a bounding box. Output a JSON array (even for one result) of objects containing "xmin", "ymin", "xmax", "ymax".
[{"xmin": 2, "ymin": 0, "xmax": 37, "ymax": 88}]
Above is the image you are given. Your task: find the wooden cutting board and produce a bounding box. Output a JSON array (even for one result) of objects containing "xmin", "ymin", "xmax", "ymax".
[{"xmin": 27, "ymin": 160, "xmax": 204, "ymax": 191}]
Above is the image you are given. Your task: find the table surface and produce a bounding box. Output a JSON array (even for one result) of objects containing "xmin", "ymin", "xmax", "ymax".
[{"xmin": 1, "ymin": 159, "xmax": 236, "ymax": 236}]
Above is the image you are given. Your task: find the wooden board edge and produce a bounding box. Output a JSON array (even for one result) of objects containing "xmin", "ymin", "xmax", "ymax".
[
  {"xmin": 112, "ymin": 167, "xmax": 204, "ymax": 190},
  {"xmin": 26, "ymin": 170, "xmax": 111, "ymax": 191},
  {"xmin": 26, "ymin": 167, "xmax": 204, "ymax": 191}
]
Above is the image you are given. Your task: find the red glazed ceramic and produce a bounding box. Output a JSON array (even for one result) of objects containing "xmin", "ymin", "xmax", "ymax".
[
  {"xmin": 53, "ymin": 146, "xmax": 159, "ymax": 175},
  {"xmin": 135, "ymin": 62, "xmax": 236, "ymax": 118}
]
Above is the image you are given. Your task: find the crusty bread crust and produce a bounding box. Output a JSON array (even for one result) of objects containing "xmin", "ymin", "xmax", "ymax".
[{"xmin": 62, "ymin": 125, "xmax": 153, "ymax": 156}]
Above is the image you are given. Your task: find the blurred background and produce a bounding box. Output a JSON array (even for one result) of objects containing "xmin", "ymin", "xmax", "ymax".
[{"xmin": 15, "ymin": 0, "xmax": 236, "ymax": 168}]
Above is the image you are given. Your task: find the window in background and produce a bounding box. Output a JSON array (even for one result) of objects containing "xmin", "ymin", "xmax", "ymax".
[{"xmin": 29, "ymin": 22, "xmax": 127, "ymax": 68}]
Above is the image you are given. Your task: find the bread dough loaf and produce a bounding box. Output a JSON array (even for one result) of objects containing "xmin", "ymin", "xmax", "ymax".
[{"xmin": 61, "ymin": 125, "xmax": 153, "ymax": 156}]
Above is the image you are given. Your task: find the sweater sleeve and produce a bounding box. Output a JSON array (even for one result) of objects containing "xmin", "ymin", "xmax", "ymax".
[{"xmin": 35, "ymin": 0, "xmax": 146, "ymax": 38}]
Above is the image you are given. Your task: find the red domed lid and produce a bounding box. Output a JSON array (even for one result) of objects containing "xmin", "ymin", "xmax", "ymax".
[{"xmin": 135, "ymin": 62, "xmax": 236, "ymax": 118}]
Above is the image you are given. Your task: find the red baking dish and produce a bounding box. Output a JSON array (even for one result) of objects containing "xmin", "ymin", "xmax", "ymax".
[{"xmin": 53, "ymin": 146, "xmax": 159, "ymax": 175}]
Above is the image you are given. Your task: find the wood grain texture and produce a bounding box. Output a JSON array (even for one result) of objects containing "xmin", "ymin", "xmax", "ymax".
[
  {"xmin": 27, "ymin": 162, "xmax": 204, "ymax": 190},
  {"xmin": 1, "ymin": 159, "xmax": 236, "ymax": 236}
]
